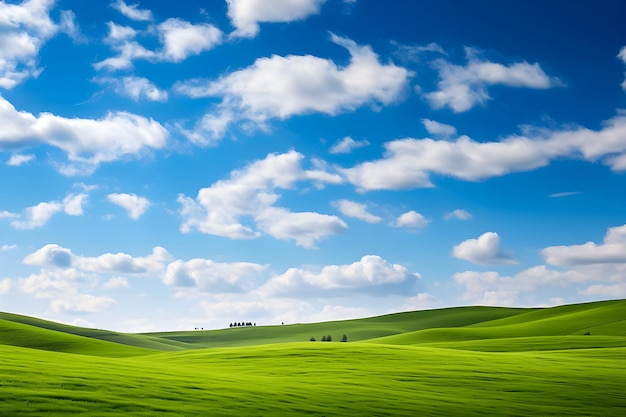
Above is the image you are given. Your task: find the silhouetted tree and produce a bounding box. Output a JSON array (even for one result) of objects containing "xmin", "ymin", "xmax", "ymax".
[
  {"xmin": 341, "ymin": 334, "xmax": 348, "ymax": 342},
  {"xmin": 321, "ymin": 335, "xmax": 327, "ymax": 342},
  {"xmin": 310, "ymin": 336, "xmax": 316, "ymax": 342},
  {"xmin": 326, "ymin": 335, "xmax": 332, "ymax": 342}
]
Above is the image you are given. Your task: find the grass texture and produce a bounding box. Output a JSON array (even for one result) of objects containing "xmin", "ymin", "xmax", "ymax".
[{"xmin": 0, "ymin": 299, "xmax": 624, "ymax": 416}]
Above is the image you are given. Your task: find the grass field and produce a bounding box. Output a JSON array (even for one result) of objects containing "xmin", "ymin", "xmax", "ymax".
[{"xmin": 1, "ymin": 299, "xmax": 625, "ymax": 416}]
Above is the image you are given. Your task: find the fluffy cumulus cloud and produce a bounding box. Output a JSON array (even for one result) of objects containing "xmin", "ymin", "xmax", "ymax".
[
  {"xmin": 425, "ymin": 48, "xmax": 561, "ymax": 112},
  {"xmin": 259, "ymin": 255, "xmax": 419, "ymax": 297},
  {"xmin": 542, "ymin": 224, "xmax": 626, "ymax": 266},
  {"xmin": 7, "ymin": 193, "xmax": 86, "ymax": 229},
  {"xmin": 178, "ymin": 150, "xmax": 346, "ymax": 248},
  {"xmin": 393, "ymin": 211, "xmax": 429, "ymax": 229},
  {"xmin": 343, "ymin": 113, "xmax": 626, "ymax": 191},
  {"xmin": 0, "ymin": 0, "xmax": 59, "ymax": 88},
  {"xmin": 157, "ymin": 18, "xmax": 223, "ymax": 62},
  {"xmin": 227, "ymin": 0, "xmax": 327, "ymax": 38},
  {"xmin": 94, "ymin": 18, "xmax": 222, "ymax": 71},
  {"xmin": 163, "ymin": 258, "xmax": 266, "ymax": 292},
  {"xmin": 453, "ymin": 232, "xmax": 516, "ymax": 265},
  {"xmin": 107, "ymin": 193, "xmax": 151, "ymax": 220},
  {"xmin": 329, "ymin": 136, "xmax": 370, "ymax": 154},
  {"xmin": 111, "ymin": 0, "xmax": 153, "ymax": 21},
  {"xmin": 174, "ymin": 34, "xmax": 410, "ymax": 144},
  {"xmin": 444, "ymin": 209, "xmax": 472, "ymax": 220},
  {"xmin": 333, "ymin": 199, "xmax": 381, "ymax": 223},
  {"xmin": 0, "ymin": 96, "xmax": 168, "ymax": 175}
]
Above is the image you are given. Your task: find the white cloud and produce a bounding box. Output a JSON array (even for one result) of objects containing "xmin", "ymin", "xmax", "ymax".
[
  {"xmin": 619, "ymin": 46, "xmax": 626, "ymax": 91},
  {"xmin": 227, "ymin": 0, "xmax": 327, "ymax": 38},
  {"xmin": 95, "ymin": 19, "xmax": 222, "ymax": 71},
  {"xmin": 444, "ymin": 209, "xmax": 472, "ymax": 220},
  {"xmin": 0, "ymin": 278, "xmax": 11, "ymax": 295},
  {"xmin": 329, "ymin": 136, "xmax": 370, "ymax": 154},
  {"xmin": 58, "ymin": 10, "xmax": 86, "ymax": 44},
  {"xmin": 343, "ymin": 113, "xmax": 626, "ymax": 191},
  {"xmin": 0, "ymin": 210, "xmax": 18, "ymax": 219},
  {"xmin": 63, "ymin": 193, "xmax": 88, "ymax": 216},
  {"xmin": 111, "ymin": 0, "xmax": 153, "ymax": 21},
  {"xmin": 393, "ymin": 211, "xmax": 429, "ymax": 229},
  {"xmin": 158, "ymin": 18, "xmax": 223, "ymax": 62},
  {"xmin": 96, "ymin": 76, "xmax": 168, "ymax": 101},
  {"xmin": 580, "ymin": 282, "xmax": 626, "ymax": 298},
  {"xmin": 107, "ymin": 193, "xmax": 151, "ymax": 220},
  {"xmin": 260, "ymin": 255, "xmax": 419, "ymax": 297},
  {"xmin": 102, "ymin": 277, "xmax": 130, "ymax": 289},
  {"xmin": 549, "ymin": 191, "xmax": 581, "ymax": 198},
  {"xmin": 0, "ymin": 95, "xmax": 169, "ymax": 175},
  {"xmin": 51, "ymin": 294, "xmax": 116, "ymax": 314},
  {"xmin": 24, "ymin": 244, "xmax": 172, "ymax": 274},
  {"xmin": 453, "ymin": 232, "xmax": 516, "ymax": 265},
  {"xmin": 6, "ymin": 153, "xmax": 34, "ymax": 166},
  {"xmin": 333, "ymin": 199, "xmax": 381, "ymax": 223},
  {"xmin": 0, "ymin": 0, "xmax": 59, "ymax": 88},
  {"xmin": 1, "ymin": 244, "xmax": 17, "ymax": 251},
  {"xmin": 422, "ymin": 118, "xmax": 457, "ymax": 137},
  {"xmin": 163, "ymin": 258, "xmax": 266, "ymax": 292},
  {"xmin": 178, "ymin": 150, "xmax": 346, "ymax": 248},
  {"xmin": 542, "ymin": 224, "xmax": 626, "ymax": 266},
  {"xmin": 174, "ymin": 34, "xmax": 410, "ymax": 144},
  {"xmin": 11, "ymin": 201, "xmax": 63, "ymax": 229},
  {"xmin": 425, "ymin": 49, "xmax": 560, "ymax": 112}
]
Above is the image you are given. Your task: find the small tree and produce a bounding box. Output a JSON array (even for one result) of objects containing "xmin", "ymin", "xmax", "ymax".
[
  {"xmin": 310, "ymin": 336, "xmax": 316, "ymax": 342},
  {"xmin": 321, "ymin": 335, "xmax": 327, "ymax": 342},
  {"xmin": 341, "ymin": 334, "xmax": 348, "ymax": 342},
  {"xmin": 326, "ymin": 335, "xmax": 332, "ymax": 342}
]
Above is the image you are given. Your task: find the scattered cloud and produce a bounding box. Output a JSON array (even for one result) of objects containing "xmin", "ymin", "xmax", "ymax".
[
  {"xmin": 619, "ymin": 46, "xmax": 626, "ymax": 91},
  {"xmin": 393, "ymin": 211, "xmax": 429, "ymax": 229},
  {"xmin": 422, "ymin": 118, "xmax": 457, "ymax": 137},
  {"xmin": 163, "ymin": 258, "xmax": 266, "ymax": 292},
  {"xmin": 226, "ymin": 0, "xmax": 327, "ymax": 38},
  {"xmin": 111, "ymin": 0, "xmax": 153, "ymax": 21},
  {"xmin": 549, "ymin": 191, "xmax": 581, "ymax": 198},
  {"xmin": 178, "ymin": 150, "xmax": 346, "ymax": 248},
  {"xmin": 107, "ymin": 193, "xmax": 151, "ymax": 220},
  {"xmin": 329, "ymin": 136, "xmax": 370, "ymax": 154},
  {"xmin": 58, "ymin": 10, "xmax": 87, "ymax": 44},
  {"xmin": 0, "ymin": 0, "xmax": 59, "ymax": 88},
  {"xmin": 259, "ymin": 255, "xmax": 419, "ymax": 297},
  {"xmin": 0, "ymin": 210, "xmax": 18, "ymax": 220},
  {"xmin": 0, "ymin": 278, "xmax": 10, "ymax": 295},
  {"xmin": 157, "ymin": 18, "xmax": 223, "ymax": 63},
  {"xmin": 425, "ymin": 48, "xmax": 561, "ymax": 112},
  {"xmin": 6, "ymin": 153, "xmax": 35, "ymax": 166},
  {"xmin": 1, "ymin": 244, "xmax": 17, "ymax": 251},
  {"xmin": 333, "ymin": 199, "xmax": 381, "ymax": 223},
  {"xmin": 63, "ymin": 193, "xmax": 88, "ymax": 216},
  {"xmin": 444, "ymin": 209, "xmax": 472, "ymax": 220},
  {"xmin": 0, "ymin": 95, "xmax": 169, "ymax": 175},
  {"xmin": 11, "ymin": 201, "xmax": 63, "ymax": 229},
  {"xmin": 391, "ymin": 41, "xmax": 446, "ymax": 63},
  {"xmin": 343, "ymin": 113, "xmax": 626, "ymax": 191},
  {"xmin": 174, "ymin": 34, "xmax": 410, "ymax": 145},
  {"xmin": 102, "ymin": 277, "xmax": 130, "ymax": 289},
  {"xmin": 542, "ymin": 224, "xmax": 626, "ymax": 266},
  {"xmin": 453, "ymin": 232, "xmax": 516, "ymax": 265},
  {"xmin": 95, "ymin": 76, "xmax": 168, "ymax": 101}
]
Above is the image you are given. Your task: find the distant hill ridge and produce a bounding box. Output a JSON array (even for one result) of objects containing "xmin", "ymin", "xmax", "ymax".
[{"xmin": 1, "ymin": 299, "xmax": 624, "ymax": 356}]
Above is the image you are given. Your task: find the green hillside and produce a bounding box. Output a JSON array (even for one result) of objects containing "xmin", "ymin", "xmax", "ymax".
[{"xmin": 1, "ymin": 299, "xmax": 625, "ymax": 416}]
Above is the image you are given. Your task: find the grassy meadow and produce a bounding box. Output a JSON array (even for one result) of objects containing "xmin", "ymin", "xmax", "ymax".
[{"xmin": 1, "ymin": 299, "xmax": 625, "ymax": 416}]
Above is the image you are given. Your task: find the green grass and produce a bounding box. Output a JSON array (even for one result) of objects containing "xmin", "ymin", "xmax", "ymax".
[{"xmin": 1, "ymin": 299, "xmax": 625, "ymax": 416}]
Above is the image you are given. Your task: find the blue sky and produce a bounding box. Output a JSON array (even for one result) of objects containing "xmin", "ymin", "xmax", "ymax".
[{"xmin": 1, "ymin": 0, "xmax": 626, "ymax": 332}]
